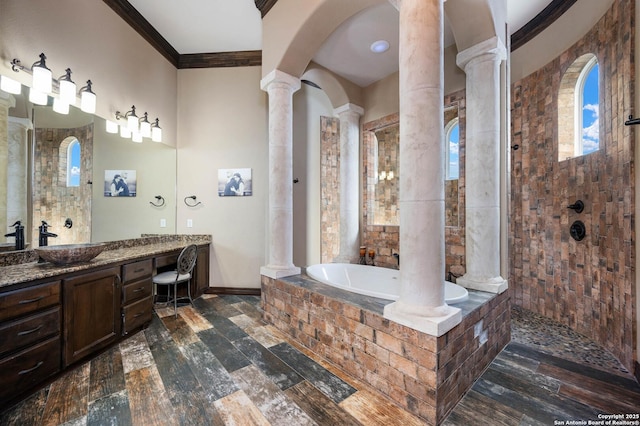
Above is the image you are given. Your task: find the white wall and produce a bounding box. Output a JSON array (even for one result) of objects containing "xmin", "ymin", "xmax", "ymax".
[
  {"xmin": 292, "ymin": 83, "xmax": 334, "ymax": 267},
  {"xmin": 176, "ymin": 67, "xmax": 268, "ymax": 289}
]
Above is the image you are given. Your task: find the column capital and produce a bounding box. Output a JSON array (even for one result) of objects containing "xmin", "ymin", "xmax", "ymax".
[
  {"xmin": 456, "ymin": 36, "xmax": 507, "ymax": 71},
  {"xmin": 333, "ymin": 103, "xmax": 364, "ymax": 118},
  {"xmin": 260, "ymin": 69, "xmax": 301, "ymax": 92}
]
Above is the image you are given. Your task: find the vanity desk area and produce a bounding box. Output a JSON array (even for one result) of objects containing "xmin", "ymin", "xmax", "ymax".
[{"xmin": 0, "ymin": 234, "xmax": 211, "ymax": 408}]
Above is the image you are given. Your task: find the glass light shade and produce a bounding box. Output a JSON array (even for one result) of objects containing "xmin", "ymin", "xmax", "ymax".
[
  {"xmin": 28, "ymin": 88, "xmax": 48, "ymax": 105},
  {"xmin": 32, "ymin": 65, "xmax": 52, "ymax": 94},
  {"xmin": 127, "ymin": 115, "xmax": 138, "ymax": 132},
  {"xmin": 387, "ymin": 170, "xmax": 394, "ymax": 180},
  {"xmin": 59, "ymin": 79, "xmax": 77, "ymax": 105},
  {"xmin": 0, "ymin": 75, "xmax": 22, "ymax": 94},
  {"xmin": 120, "ymin": 125, "xmax": 132, "ymax": 138},
  {"xmin": 53, "ymin": 97, "xmax": 69, "ymax": 114},
  {"xmin": 379, "ymin": 170, "xmax": 387, "ymax": 181},
  {"xmin": 151, "ymin": 126, "xmax": 162, "ymax": 142},
  {"xmin": 131, "ymin": 131, "xmax": 143, "ymax": 143},
  {"xmin": 140, "ymin": 120, "xmax": 151, "ymax": 138},
  {"xmin": 80, "ymin": 90, "xmax": 96, "ymax": 114},
  {"xmin": 106, "ymin": 120, "xmax": 119, "ymax": 134}
]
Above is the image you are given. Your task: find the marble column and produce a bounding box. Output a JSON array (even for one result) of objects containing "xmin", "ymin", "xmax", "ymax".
[
  {"xmin": 334, "ymin": 103, "xmax": 364, "ymax": 264},
  {"xmin": 0, "ymin": 93, "xmax": 15, "ymax": 238},
  {"xmin": 260, "ymin": 70, "xmax": 301, "ymax": 279},
  {"xmin": 383, "ymin": 0, "xmax": 461, "ymax": 337},
  {"xmin": 456, "ymin": 37, "xmax": 508, "ymax": 294}
]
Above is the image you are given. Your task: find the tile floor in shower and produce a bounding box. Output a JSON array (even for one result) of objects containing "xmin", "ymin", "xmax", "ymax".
[{"xmin": 1, "ymin": 294, "xmax": 638, "ymax": 425}]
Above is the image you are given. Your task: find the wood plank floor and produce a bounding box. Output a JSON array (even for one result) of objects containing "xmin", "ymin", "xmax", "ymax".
[{"xmin": 1, "ymin": 295, "xmax": 638, "ymax": 425}]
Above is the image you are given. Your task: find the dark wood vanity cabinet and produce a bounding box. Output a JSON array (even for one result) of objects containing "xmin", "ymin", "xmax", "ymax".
[
  {"xmin": 194, "ymin": 244, "xmax": 210, "ymax": 297},
  {"xmin": 0, "ymin": 280, "xmax": 62, "ymax": 404},
  {"xmin": 63, "ymin": 266, "xmax": 121, "ymax": 367},
  {"xmin": 0, "ymin": 242, "xmax": 210, "ymax": 407},
  {"xmin": 121, "ymin": 258, "xmax": 153, "ymax": 335}
]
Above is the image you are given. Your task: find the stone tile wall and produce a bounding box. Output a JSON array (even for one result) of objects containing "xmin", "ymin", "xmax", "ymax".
[
  {"xmin": 320, "ymin": 116, "xmax": 340, "ymax": 262},
  {"xmin": 262, "ymin": 275, "xmax": 510, "ymax": 425},
  {"xmin": 510, "ymin": 0, "xmax": 635, "ymax": 371},
  {"xmin": 33, "ymin": 124, "xmax": 93, "ymax": 247}
]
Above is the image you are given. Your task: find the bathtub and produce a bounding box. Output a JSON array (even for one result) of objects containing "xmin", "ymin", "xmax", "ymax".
[{"xmin": 306, "ymin": 263, "xmax": 468, "ymax": 304}]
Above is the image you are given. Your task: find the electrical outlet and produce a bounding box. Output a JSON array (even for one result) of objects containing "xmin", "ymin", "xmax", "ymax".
[
  {"xmin": 187, "ymin": 219, "xmax": 193, "ymax": 228},
  {"xmin": 160, "ymin": 219, "xmax": 166, "ymax": 228}
]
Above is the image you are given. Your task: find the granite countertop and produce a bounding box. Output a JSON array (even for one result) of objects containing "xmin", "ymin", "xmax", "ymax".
[{"xmin": 0, "ymin": 234, "xmax": 211, "ymax": 289}]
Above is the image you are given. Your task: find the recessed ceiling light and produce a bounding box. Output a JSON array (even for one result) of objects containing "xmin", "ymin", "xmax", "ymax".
[{"xmin": 370, "ymin": 40, "xmax": 390, "ymax": 53}]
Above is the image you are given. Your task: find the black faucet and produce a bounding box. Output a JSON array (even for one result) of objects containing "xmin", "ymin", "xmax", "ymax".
[
  {"xmin": 4, "ymin": 221, "xmax": 25, "ymax": 250},
  {"xmin": 38, "ymin": 221, "xmax": 58, "ymax": 247},
  {"xmin": 393, "ymin": 252, "xmax": 400, "ymax": 267}
]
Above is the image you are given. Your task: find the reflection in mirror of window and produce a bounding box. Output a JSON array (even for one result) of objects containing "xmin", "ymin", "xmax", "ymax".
[
  {"xmin": 66, "ymin": 138, "xmax": 81, "ymax": 187},
  {"xmin": 445, "ymin": 118, "xmax": 459, "ymax": 180},
  {"xmin": 558, "ymin": 53, "xmax": 599, "ymax": 161}
]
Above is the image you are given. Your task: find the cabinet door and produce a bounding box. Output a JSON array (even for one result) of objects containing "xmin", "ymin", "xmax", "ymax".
[
  {"xmin": 63, "ymin": 267, "xmax": 121, "ymax": 367},
  {"xmin": 193, "ymin": 245, "xmax": 210, "ymax": 298}
]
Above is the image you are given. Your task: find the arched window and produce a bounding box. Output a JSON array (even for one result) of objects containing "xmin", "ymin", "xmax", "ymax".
[
  {"xmin": 445, "ymin": 118, "xmax": 459, "ymax": 180},
  {"xmin": 558, "ymin": 54, "xmax": 599, "ymax": 161},
  {"xmin": 58, "ymin": 137, "xmax": 81, "ymax": 187}
]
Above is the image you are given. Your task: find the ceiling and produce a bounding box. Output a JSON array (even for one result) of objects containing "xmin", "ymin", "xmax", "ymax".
[{"xmin": 127, "ymin": 0, "xmax": 557, "ymax": 87}]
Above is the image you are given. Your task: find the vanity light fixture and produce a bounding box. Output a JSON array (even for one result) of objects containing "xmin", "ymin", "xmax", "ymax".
[
  {"xmin": 8, "ymin": 53, "xmax": 98, "ymax": 114},
  {"xmin": 28, "ymin": 87, "xmax": 47, "ymax": 106},
  {"xmin": 53, "ymin": 97, "xmax": 69, "ymax": 115},
  {"xmin": 131, "ymin": 130, "xmax": 143, "ymax": 143},
  {"xmin": 139, "ymin": 112, "xmax": 151, "ymax": 138},
  {"xmin": 31, "ymin": 53, "xmax": 52, "ymax": 94},
  {"xmin": 58, "ymin": 68, "xmax": 76, "ymax": 105},
  {"xmin": 150, "ymin": 118, "xmax": 162, "ymax": 142},
  {"xmin": 106, "ymin": 120, "xmax": 119, "ymax": 134},
  {"xmin": 0, "ymin": 75, "xmax": 21, "ymax": 94},
  {"xmin": 124, "ymin": 105, "xmax": 139, "ymax": 132},
  {"xmin": 79, "ymin": 80, "xmax": 96, "ymax": 114}
]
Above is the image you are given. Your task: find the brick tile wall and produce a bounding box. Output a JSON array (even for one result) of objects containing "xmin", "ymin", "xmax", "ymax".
[
  {"xmin": 510, "ymin": 0, "xmax": 635, "ymax": 371},
  {"xmin": 262, "ymin": 276, "xmax": 510, "ymax": 425}
]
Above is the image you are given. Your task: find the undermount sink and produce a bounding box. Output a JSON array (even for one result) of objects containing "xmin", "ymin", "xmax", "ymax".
[{"xmin": 35, "ymin": 243, "xmax": 106, "ymax": 265}]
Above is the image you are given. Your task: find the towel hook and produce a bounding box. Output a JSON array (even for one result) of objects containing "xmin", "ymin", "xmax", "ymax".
[
  {"xmin": 184, "ymin": 195, "xmax": 201, "ymax": 207},
  {"xmin": 150, "ymin": 195, "xmax": 165, "ymax": 207}
]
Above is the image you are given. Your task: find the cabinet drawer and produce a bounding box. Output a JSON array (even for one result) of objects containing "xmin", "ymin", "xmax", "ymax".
[
  {"xmin": 154, "ymin": 252, "xmax": 179, "ymax": 269},
  {"xmin": 0, "ymin": 281, "xmax": 61, "ymax": 322},
  {"xmin": 122, "ymin": 296, "xmax": 152, "ymax": 335},
  {"xmin": 0, "ymin": 336, "xmax": 60, "ymax": 404},
  {"xmin": 0, "ymin": 307, "xmax": 61, "ymax": 356},
  {"xmin": 122, "ymin": 259, "xmax": 153, "ymax": 283},
  {"xmin": 122, "ymin": 278, "xmax": 152, "ymax": 305}
]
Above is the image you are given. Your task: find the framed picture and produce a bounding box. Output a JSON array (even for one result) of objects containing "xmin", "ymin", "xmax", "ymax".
[
  {"xmin": 104, "ymin": 170, "xmax": 137, "ymax": 197},
  {"xmin": 218, "ymin": 168, "xmax": 252, "ymax": 196}
]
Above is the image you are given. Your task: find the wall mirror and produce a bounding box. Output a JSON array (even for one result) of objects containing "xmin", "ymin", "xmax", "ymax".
[
  {"xmin": 1, "ymin": 82, "xmax": 177, "ymax": 252},
  {"xmin": 365, "ymin": 103, "xmax": 461, "ymax": 228}
]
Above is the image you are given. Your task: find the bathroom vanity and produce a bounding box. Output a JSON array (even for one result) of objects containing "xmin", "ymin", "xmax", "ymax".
[{"xmin": 0, "ymin": 235, "xmax": 211, "ymax": 407}]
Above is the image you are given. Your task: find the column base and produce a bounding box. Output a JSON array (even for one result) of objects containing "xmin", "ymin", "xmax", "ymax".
[
  {"xmin": 457, "ymin": 275, "xmax": 508, "ymax": 294},
  {"xmin": 260, "ymin": 265, "xmax": 301, "ymax": 279},
  {"xmin": 383, "ymin": 301, "xmax": 461, "ymax": 337}
]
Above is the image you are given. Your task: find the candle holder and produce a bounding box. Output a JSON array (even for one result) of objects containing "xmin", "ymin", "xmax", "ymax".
[
  {"xmin": 368, "ymin": 249, "xmax": 375, "ymax": 266},
  {"xmin": 359, "ymin": 246, "xmax": 367, "ymax": 264}
]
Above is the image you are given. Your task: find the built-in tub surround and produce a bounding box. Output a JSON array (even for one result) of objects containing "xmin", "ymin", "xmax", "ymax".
[
  {"xmin": 261, "ymin": 274, "xmax": 510, "ymax": 425},
  {"xmin": 510, "ymin": 0, "xmax": 636, "ymax": 373}
]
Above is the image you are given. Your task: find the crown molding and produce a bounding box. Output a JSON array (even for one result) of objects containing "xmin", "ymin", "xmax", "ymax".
[{"xmin": 510, "ymin": 0, "xmax": 578, "ymax": 51}]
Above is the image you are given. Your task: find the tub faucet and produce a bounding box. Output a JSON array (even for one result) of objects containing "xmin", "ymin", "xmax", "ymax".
[
  {"xmin": 393, "ymin": 252, "xmax": 400, "ymax": 267},
  {"xmin": 38, "ymin": 221, "xmax": 58, "ymax": 247}
]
